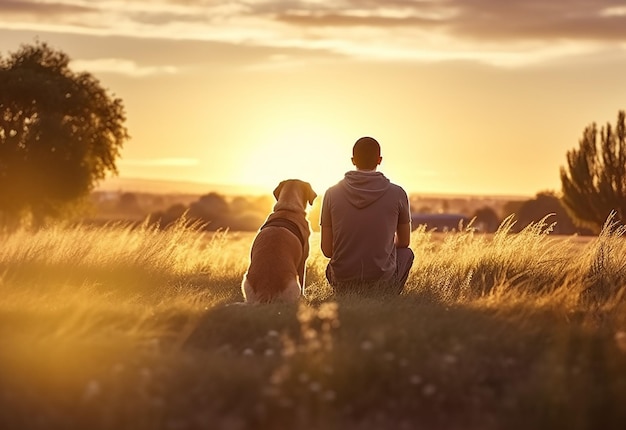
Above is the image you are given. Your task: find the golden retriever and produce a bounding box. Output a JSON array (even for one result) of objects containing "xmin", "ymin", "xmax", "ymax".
[{"xmin": 241, "ymin": 179, "xmax": 317, "ymax": 303}]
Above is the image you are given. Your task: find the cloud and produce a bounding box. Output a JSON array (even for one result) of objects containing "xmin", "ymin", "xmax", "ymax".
[
  {"xmin": 119, "ymin": 158, "xmax": 199, "ymax": 167},
  {"xmin": 0, "ymin": 0, "xmax": 93, "ymax": 15},
  {"xmin": 1, "ymin": 0, "xmax": 624, "ymax": 67},
  {"xmin": 70, "ymin": 58, "xmax": 178, "ymax": 77}
]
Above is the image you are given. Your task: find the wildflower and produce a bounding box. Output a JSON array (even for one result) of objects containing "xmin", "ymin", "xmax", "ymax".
[
  {"xmin": 267, "ymin": 330, "xmax": 280, "ymax": 338},
  {"xmin": 442, "ymin": 354, "xmax": 457, "ymax": 365},
  {"xmin": 217, "ymin": 344, "xmax": 232, "ymax": 354},
  {"xmin": 323, "ymin": 390, "xmax": 337, "ymax": 402},
  {"xmin": 409, "ymin": 375, "xmax": 422, "ymax": 385},
  {"xmin": 263, "ymin": 386, "xmax": 280, "ymax": 397},
  {"xmin": 615, "ymin": 331, "xmax": 626, "ymax": 352},
  {"xmin": 383, "ymin": 352, "xmax": 395, "ymax": 361},
  {"xmin": 422, "ymin": 384, "xmax": 437, "ymax": 397},
  {"xmin": 298, "ymin": 373, "xmax": 310, "ymax": 383},
  {"xmin": 82, "ymin": 379, "xmax": 101, "ymax": 402},
  {"xmin": 243, "ymin": 348, "xmax": 254, "ymax": 356},
  {"xmin": 264, "ymin": 348, "xmax": 275, "ymax": 357},
  {"xmin": 318, "ymin": 302, "xmax": 339, "ymax": 322},
  {"xmin": 309, "ymin": 381, "xmax": 322, "ymax": 392},
  {"xmin": 140, "ymin": 367, "xmax": 151, "ymax": 380},
  {"xmin": 360, "ymin": 340, "xmax": 374, "ymax": 351}
]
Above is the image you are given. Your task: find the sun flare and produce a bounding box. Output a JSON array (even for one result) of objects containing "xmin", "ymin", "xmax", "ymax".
[{"xmin": 237, "ymin": 122, "xmax": 350, "ymax": 196}]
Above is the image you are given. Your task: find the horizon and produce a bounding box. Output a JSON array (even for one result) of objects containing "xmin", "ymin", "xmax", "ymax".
[{"xmin": 96, "ymin": 175, "xmax": 532, "ymax": 201}]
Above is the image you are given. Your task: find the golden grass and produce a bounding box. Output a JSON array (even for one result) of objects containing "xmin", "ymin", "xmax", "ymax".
[{"xmin": 1, "ymin": 216, "xmax": 625, "ymax": 429}]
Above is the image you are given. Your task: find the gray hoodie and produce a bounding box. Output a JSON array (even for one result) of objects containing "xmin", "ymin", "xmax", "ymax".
[
  {"xmin": 340, "ymin": 171, "xmax": 391, "ymax": 209},
  {"xmin": 321, "ymin": 170, "xmax": 411, "ymax": 283}
]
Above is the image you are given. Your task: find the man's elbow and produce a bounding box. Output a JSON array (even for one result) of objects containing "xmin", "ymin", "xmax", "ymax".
[
  {"xmin": 396, "ymin": 239, "xmax": 410, "ymax": 248},
  {"xmin": 321, "ymin": 245, "xmax": 333, "ymax": 258}
]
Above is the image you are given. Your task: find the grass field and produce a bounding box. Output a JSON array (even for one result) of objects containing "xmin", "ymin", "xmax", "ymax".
[{"xmin": 1, "ymin": 216, "xmax": 626, "ymax": 429}]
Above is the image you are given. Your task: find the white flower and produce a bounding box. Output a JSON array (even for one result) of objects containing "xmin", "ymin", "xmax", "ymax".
[
  {"xmin": 615, "ymin": 331, "xmax": 626, "ymax": 352},
  {"xmin": 309, "ymin": 382, "xmax": 322, "ymax": 392},
  {"xmin": 360, "ymin": 340, "xmax": 374, "ymax": 351},
  {"xmin": 422, "ymin": 384, "xmax": 437, "ymax": 396},
  {"xmin": 442, "ymin": 354, "xmax": 457, "ymax": 365},
  {"xmin": 323, "ymin": 390, "xmax": 336, "ymax": 402},
  {"xmin": 82, "ymin": 380, "xmax": 101, "ymax": 402},
  {"xmin": 409, "ymin": 375, "xmax": 422, "ymax": 385}
]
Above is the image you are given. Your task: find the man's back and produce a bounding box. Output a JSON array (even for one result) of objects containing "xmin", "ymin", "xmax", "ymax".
[{"xmin": 321, "ymin": 170, "xmax": 411, "ymax": 283}]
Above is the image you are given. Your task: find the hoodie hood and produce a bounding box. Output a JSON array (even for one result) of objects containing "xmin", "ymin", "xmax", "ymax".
[{"xmin": 340, "ymin": 170, "xmax": 391, "ymax": 209}]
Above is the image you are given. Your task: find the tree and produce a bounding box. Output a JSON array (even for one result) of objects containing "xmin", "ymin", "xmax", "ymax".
[
  {"xmin": 513, "ymin": 192, "xmax": 586, "ymax": 235},
  {"xmin": 0, "ymin": 41, "xmax": 128, "ymax": 225},
  {"xmin": 471, "ymin": 206, "xmax": 500, "ymax": 233},
  {"xmin": 560, "ymin": 111, "xmax": 626, "ymax": 233}
]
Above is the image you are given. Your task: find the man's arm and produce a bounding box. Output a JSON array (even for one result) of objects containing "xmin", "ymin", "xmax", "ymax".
[
  {"xmin": 320, "ymin": 225, "xmax": 333, "ymax": 258},
  {"xmin": 395, "ymin": 223, "xmax": 411, "ymax": 248}
]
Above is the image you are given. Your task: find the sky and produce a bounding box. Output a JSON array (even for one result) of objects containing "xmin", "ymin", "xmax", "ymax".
[{"xmin": 1, "ymin": 0, "xmax": 625, "ymax": 197}]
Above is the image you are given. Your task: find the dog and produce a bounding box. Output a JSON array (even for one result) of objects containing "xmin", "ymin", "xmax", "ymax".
[{"xmin": 241, "ymin": 179, "xmax": 317, "ymax": 304}]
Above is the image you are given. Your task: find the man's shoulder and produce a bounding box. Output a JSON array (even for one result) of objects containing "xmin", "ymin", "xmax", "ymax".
[
  {"xmin": 324, "ymin": 181, "xmax": 345, "ymax": 195},
  {"xmin": 388, "ymin": 181, "xmax": 408, "ymax": 195}
]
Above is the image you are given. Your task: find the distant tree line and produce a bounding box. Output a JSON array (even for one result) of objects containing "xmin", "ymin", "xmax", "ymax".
[{"xmin": 145, "ymin": 191, "xmax": 323, "ymax": 232}]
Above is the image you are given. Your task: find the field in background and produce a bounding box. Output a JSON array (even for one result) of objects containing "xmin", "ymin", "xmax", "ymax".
[{"xmin": 1, "ymin": 219, "xmax": 625, "ymax": 429}]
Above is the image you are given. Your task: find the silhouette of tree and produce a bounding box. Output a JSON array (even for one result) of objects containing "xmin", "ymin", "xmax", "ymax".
[
  {"xmin": 560, "ymin": 111, "xmax": 626, "ymax": 233},
  {"xmin": 472, "ymin": 206, "xmax": 500, "ymax": 233},
  {"xmin": 502, "ymin": 200, "xmax": 524, "ymax": 220},
  {"xmin": 150, "ymin": 203, "xmax": 188, "ymax": 228},
  {"xmin": 513, "ymin": 192, "xmax": 586, "ymax": 235},
  {"xmin": 0, "ymin": 41, "xmax": 128, "ymax": 225},
  {"xmin": 188, "ymin": 192, "xmax": 230, "ymax": 227},
  {"xmin": 116, "ymin": 192, "xmax": 141, "ymax": 214}
]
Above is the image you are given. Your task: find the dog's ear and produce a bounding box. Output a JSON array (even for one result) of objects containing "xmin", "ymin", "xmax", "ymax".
[
  {"xmin": 303, "ymin": 181, "xmax": 317, "ymax": 206},
  {"xmin": 273, "ymin": 181, "xmax": 285, "ymax": 201}
]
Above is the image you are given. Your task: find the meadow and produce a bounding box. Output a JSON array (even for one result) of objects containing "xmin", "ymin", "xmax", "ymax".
[{"xmin": 1, "ymin": 216, "xmax": 626, "ymax": 430}]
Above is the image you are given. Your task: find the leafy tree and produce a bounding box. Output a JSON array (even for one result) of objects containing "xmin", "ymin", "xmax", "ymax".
[
  {"xmin": 0, "ymin": 41, "xmax": 128, "ymax": 225},
  {"xmin": 560, "ymin": 111, "xmax": 626, "ymax": 233}
]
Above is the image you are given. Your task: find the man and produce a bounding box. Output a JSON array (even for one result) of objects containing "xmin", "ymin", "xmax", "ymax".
[{"xmin": 320, "ymin": 136, "xmax": 414, "ymax": 294}]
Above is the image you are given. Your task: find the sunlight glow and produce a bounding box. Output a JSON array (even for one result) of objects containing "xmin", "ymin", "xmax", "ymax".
[
  {"xmin": 600, "ymin": 6, "xmax": 626, "ymax": 17},
  {"xmin": 119, "ymin": 158, "xmax": 200, "ymax": 167},
  {"xmin": 236, "ymin": 123, "xmax": 348, "ymax": 196}
]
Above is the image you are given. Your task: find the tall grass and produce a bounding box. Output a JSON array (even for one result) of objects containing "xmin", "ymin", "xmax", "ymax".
[{"xmin": 1, "ymin": 217, "xmax": 625, "ymax": 429}]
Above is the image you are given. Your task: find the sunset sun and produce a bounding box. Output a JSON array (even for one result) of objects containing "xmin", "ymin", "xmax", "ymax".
[{"xmin": 236, "ymin": 121, "xmax": 350, "ymax": 195}]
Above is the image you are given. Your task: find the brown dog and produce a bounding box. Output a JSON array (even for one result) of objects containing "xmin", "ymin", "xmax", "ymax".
[{"xmin": 242, "ymin": 179, "xmax": 317, "ymax": 303}]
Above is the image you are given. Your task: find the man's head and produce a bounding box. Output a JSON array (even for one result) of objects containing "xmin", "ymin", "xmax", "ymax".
[{"xmin": 351, "ymin": 136, "xmax": 382, "ymax": 170}]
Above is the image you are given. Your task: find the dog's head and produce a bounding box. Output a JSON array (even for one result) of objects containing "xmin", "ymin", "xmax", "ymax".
[{"xmin": 273, "ymin": 179, "xmax": 317, "ymax": 210}]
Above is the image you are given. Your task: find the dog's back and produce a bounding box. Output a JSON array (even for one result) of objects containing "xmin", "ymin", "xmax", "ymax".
[
  {"xmin": 241, "ymin": 179, "xmax": 316, "ymax": 304},
  {"xmin": 242, "ymin": 225, "xmax": 303, "ymax": 303}
]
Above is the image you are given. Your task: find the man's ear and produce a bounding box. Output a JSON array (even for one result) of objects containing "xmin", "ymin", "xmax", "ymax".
[
  {"xmin": 273, "ymin": 181, "xmax": 285, "ymax": 201},
  {"xmin": 303, "ymin": 182, "xmax": 317, "ymax": 205}
]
